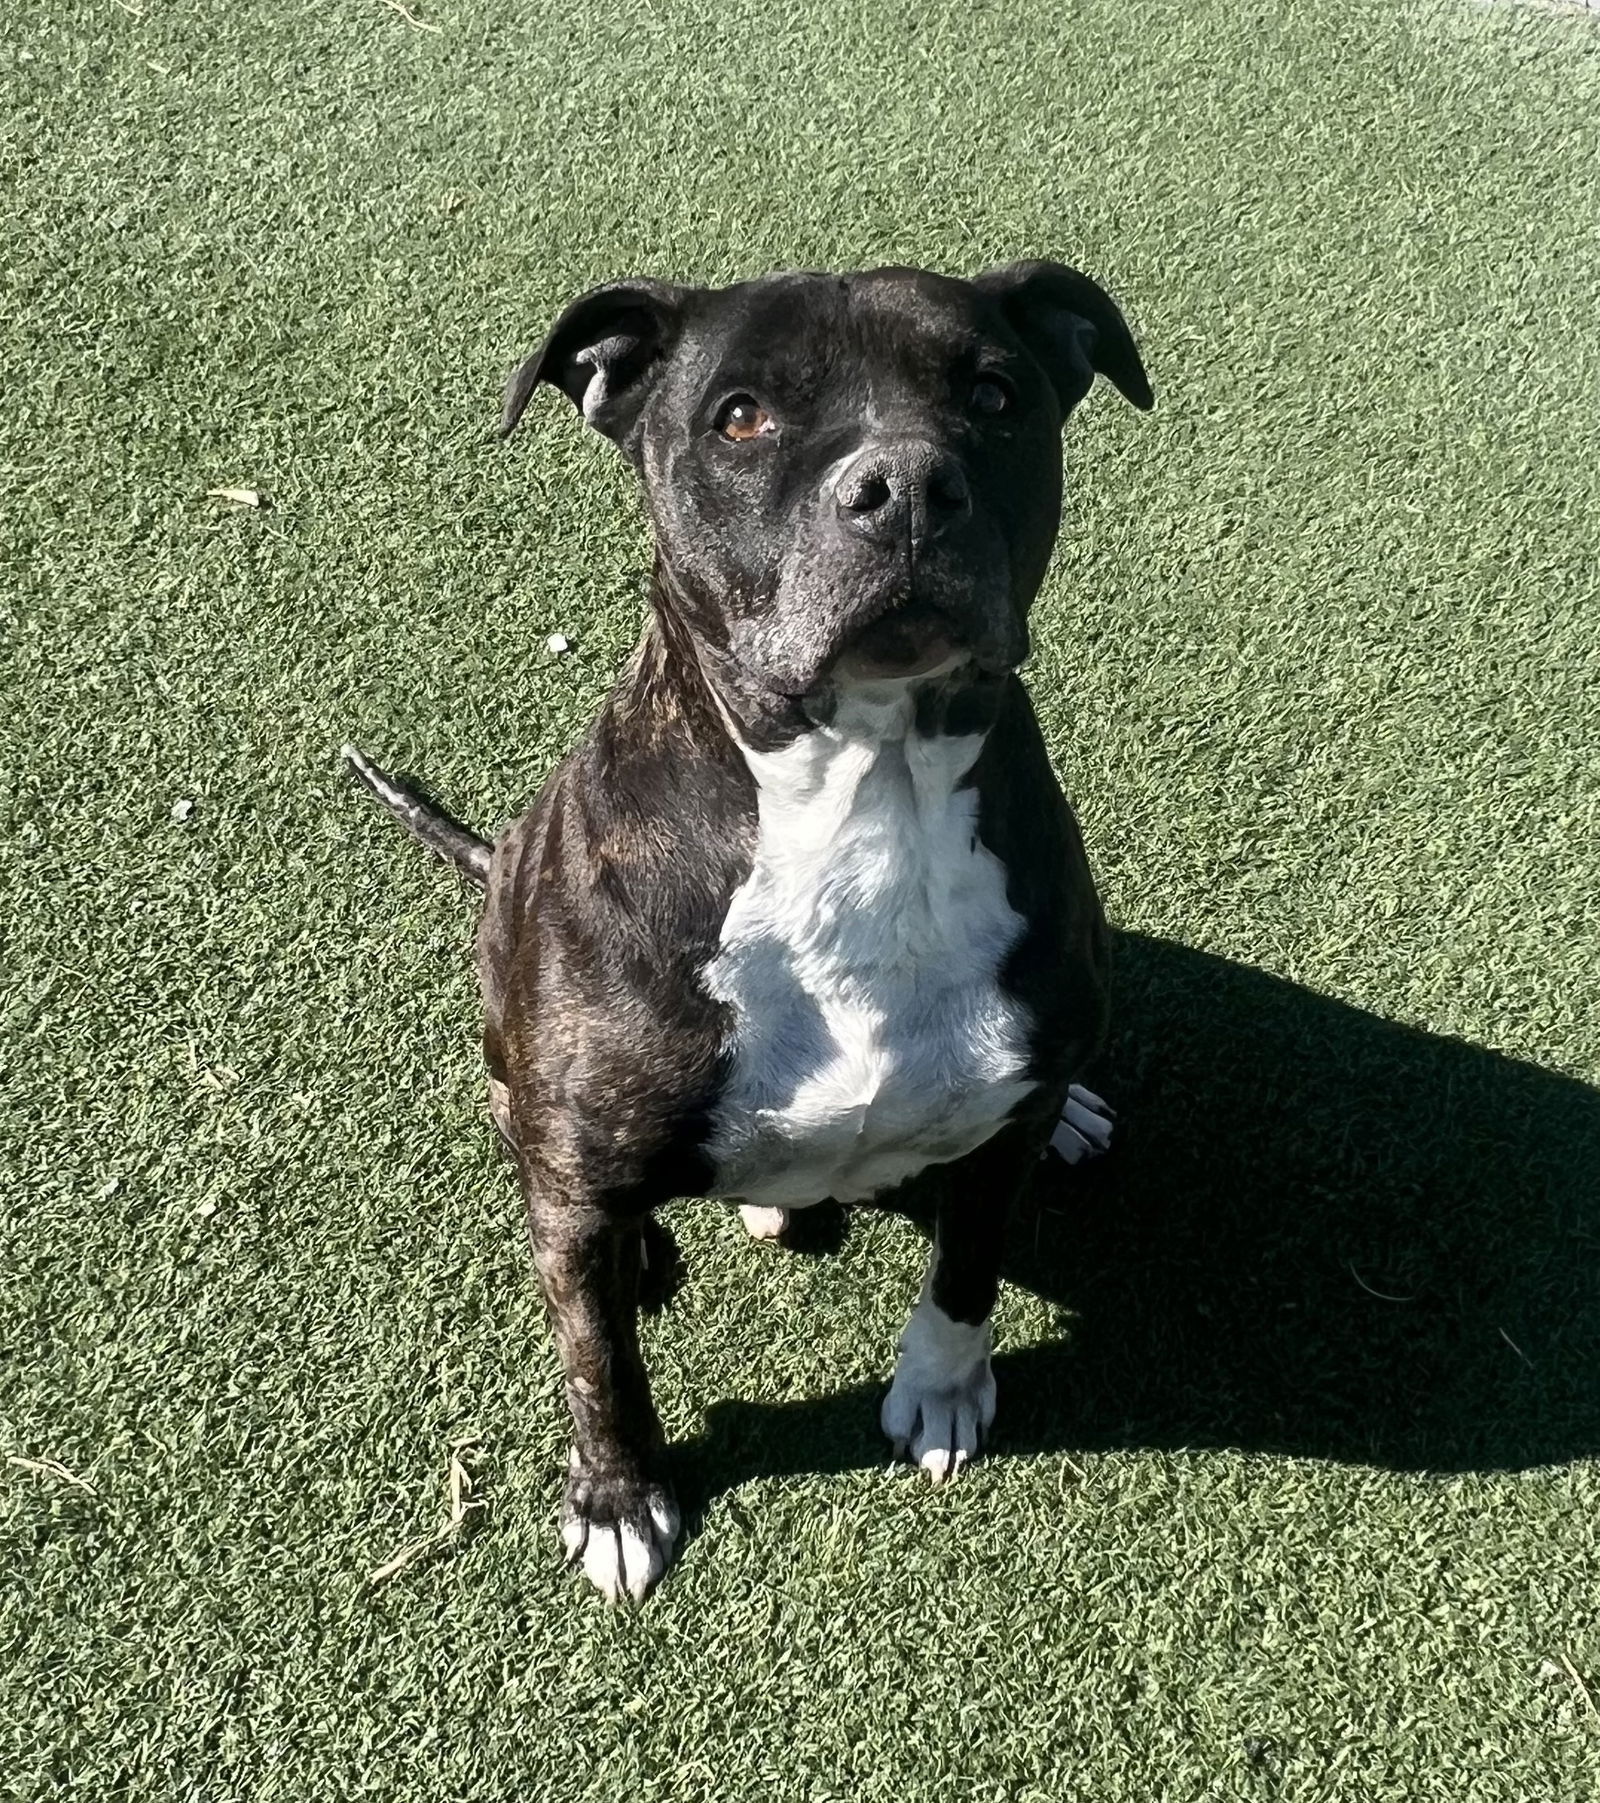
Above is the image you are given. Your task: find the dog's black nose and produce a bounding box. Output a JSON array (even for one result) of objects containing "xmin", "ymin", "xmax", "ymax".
[{"xmin": 833, "ymin": 442, "xmax": 971, "ymax": 546}]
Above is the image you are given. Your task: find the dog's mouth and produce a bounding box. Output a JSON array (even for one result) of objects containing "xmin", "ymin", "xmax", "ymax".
[
  {"xmin": 831, "ymin": 605, "xmax": 962, "ymax": 682},
  {"xmin": 822, "ymin": 579, "xmax": 1030, "ymax": 686},
  {"xmin": 745, "ymin": 549, "xmax": 1026, "ymax": 706}
]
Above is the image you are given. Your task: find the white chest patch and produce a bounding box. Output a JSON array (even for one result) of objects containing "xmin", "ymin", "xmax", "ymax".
[{"xmin": 703, "ymin": 680, "xmax": 1036, "ymax": 1210}]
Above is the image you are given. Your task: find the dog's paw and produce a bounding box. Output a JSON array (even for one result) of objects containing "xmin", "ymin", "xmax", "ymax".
[
  {"xmin": 560, "ymin": 1461, "xmax": 680, "ymax": 1605},
  {"xmin": 738, "ymin": 1203, "xmax": 790, "ymax": 1241},
  {"xmin": 1048, "ymin": 1083, "xmax": 1115, "ymax": 1165},
  {"xmin": 880, "ymin": 1302, "xmax": 997, "ymax": 1485}
]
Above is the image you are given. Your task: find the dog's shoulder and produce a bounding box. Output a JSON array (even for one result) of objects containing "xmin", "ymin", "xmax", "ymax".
[
  {"xmin": 476, "ymin": 625, "xmax": 758, "ymax": 1194},
  {"xmin": 487, "ymin": 627, "xmax": 756, "ymax": 955}
]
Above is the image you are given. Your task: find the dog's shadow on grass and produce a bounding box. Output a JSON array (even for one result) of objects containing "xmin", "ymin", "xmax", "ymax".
[{"xmin": 677, "ymin": 930, "xmax": 1600, "ymax": 1509}]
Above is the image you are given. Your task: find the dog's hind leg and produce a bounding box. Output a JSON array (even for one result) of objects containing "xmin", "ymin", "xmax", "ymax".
[{"xmin": 738, "ymin": 1203, "xmax": 790, "ymax": 1240}]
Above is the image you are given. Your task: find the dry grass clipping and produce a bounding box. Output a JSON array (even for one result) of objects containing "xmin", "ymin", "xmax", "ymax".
[{"xmin": 366, "ymin": 1442, "xmax": 486, "ymax": 1587}]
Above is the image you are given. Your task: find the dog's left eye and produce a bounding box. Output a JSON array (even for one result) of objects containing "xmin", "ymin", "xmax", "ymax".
[
  {"xmin": 972, "ymin": 375, "xmax": 1014, "ymax": 415},
  {"xmin": 716, "ymin": 395, "xmax": 775, "ymax": 441}
]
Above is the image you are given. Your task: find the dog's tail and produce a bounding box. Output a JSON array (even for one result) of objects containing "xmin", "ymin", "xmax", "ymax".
[{"xmin": 340, "ymin": 744, "xmax": 492, "ymax": 890}]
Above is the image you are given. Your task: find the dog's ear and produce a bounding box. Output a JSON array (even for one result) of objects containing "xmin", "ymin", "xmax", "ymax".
[
  {"xmin": 500, "ymin": 279, "xmax": 688, "ymax": 442},
  {"xmin": 972, "ymin": 260, "xmax": 1153, "ymax": 416}
]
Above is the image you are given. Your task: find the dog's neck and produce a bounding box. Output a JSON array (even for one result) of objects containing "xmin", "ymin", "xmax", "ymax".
[{"xmin": 730, "ymin": 677, "xmax": 991, "ymax": 887}]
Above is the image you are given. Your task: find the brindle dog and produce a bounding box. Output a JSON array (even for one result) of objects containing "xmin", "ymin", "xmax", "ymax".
[{"xmin": 345, "ymin": 260, "xmax": 1152, "ymax": 1601}]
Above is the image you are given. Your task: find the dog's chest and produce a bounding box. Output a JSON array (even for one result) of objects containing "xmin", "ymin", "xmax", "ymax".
[{"xmin": 703, "ymin": 692, "xmax": 1035, "ymax": 1209}]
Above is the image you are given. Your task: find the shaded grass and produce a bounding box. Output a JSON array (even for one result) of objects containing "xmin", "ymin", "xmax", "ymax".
[{"xmin": 3, "ymin": 0, "xmax": 1599, "ymax": 1797}]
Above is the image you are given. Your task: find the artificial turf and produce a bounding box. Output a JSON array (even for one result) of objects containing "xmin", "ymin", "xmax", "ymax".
[{"xmin": 3, "ymin": 0, "xmax": 1599, "ymax": 1796}]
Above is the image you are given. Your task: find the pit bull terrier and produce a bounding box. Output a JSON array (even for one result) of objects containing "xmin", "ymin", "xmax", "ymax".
[{"xmin": 344, "ymin": 259, "xmax": 1152, "ymax": 1602}]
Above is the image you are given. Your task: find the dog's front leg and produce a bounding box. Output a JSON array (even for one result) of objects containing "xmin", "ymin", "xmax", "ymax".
[
  {"xmin": 881, "ymin": 1120, "xmax": 1044, "ymax": 1483},
  {"xmin": 525, "ymin": 1190, "xmax": 679, "ymax": 1603}
]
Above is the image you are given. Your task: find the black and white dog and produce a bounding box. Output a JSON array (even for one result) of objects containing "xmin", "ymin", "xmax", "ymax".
[{"xmin": 345, "ymin": 259, "xmax": 1151, "ymax": 1602}]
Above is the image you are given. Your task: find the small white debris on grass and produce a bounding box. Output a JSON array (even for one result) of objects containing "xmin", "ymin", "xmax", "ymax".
[
  {"xmin": 6, "ymin": 1455, "xmax": 96, "ymax": 1495},
  {"xmin": 1550, "ymin": 1651, "xmax": 1600, "ymax": 1720},
  {"xmin": 378, "ymin": 0, "xmax": 441, "ymax": 30},
  {"xmin": 206, "ymin": 487, "xmax": 267, "ymax": 508},
  {"xmin": 546, "ymin": 632, "xmax": 571, "ymax": 655},
  {"xmin": 171, "ymin": 798, "xmax": 196, "ymax": 823}
]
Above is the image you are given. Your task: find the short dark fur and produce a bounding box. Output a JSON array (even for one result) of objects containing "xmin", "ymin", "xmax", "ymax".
[
  {"xmin": 347, "ymin": 259, "xmax": 1150, "ymax": 1598},
  {"xmin": 341, "ymin": 743, "xmax": 491, "ymax": 886}
]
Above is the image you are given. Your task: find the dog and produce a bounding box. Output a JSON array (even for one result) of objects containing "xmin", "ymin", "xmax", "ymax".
[{"xmin": 344, "ymin": 259, "xmax": 1152, "ymax": 1603}]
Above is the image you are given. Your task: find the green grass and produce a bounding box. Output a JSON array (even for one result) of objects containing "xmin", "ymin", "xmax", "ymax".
[{"xmin": 4, "ymin": 0, "xmax": 1599, "ymax": 1796}]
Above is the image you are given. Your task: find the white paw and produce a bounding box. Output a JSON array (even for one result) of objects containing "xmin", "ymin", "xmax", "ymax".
[
  {"xmin": 739, "ymin": 1203, "xmax": 790, "ymax": 1241},
  {"xmin": 1048, "ymin": 1082, "xmax": 1115, "ymax": 1165},
  {"xmin": 880, "ymin": 1300, "xmax": 997, "ymax": 1484},
  {"xmin": 560, "ymin": 1479, "xmax": 679, "ymax": 1605}
]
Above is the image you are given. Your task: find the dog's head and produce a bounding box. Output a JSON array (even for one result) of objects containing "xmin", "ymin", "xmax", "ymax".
[{"xmin": 503, "ymin": 262, "xmax": 1150, "ymax": 721}]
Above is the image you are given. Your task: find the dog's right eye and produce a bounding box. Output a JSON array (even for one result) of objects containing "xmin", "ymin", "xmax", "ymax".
[{"xmin": 715, "ymin": 395, "xmax": 775, "ymax": 442}]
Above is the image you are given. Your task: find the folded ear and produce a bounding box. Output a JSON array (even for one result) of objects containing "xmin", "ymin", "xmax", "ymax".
[
  {"xmin": 500, "ymin": 279, "xmax": 688, "ymax": 443},
  {"xmin": 972, "ymin": 259, "xmax": 1153, "ymax": 416}
]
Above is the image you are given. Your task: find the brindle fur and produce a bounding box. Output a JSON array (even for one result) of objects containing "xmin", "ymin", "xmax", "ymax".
[
  {"xmin": 347, "ymin": 258, "xmax": 1146, "ymax": 1595},
  {"xmin": 470, "ymin": 612, "xmax": 1106, "ymax": 1551}
]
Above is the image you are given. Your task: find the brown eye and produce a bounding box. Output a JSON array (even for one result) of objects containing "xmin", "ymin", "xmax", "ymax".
[
  {"xmin": 972, "ymin": 375, "xmax": 1013, "ymax": 415},
  {"xmin": 716, "ymin": 395, "xmax": 774, "ymax": 441}
]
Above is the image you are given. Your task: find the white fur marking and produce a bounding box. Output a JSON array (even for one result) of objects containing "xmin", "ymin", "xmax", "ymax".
[
  {"xmin": 705, "ymin": 678, "xmax": 1035, "ymax": 1210},
  {"xmin": 738, "ymin": 1203, "xmax": 791, "ymax": 1240},
  {"xmin": 565, "ymin": 1493, "xmax": 679, "ymax": 1605},
  {"xmin": 880, "ymin": 1288, "xmax": 996, "ymax": 1483},
  {"xmin": 1050, "ymin": 1082, "xmax": 1115, "ymax": 1164}
]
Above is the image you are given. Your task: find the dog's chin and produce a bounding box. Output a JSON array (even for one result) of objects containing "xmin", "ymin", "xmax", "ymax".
[
  {"xmin": 819, "ymin": 584, "xmax": 987, "ymax": 682},
  {"xmin": 831, "ymin": 634, "xmax": 964, "ymax": 685},
  {"xmin": 827, "ymin": 607, "xmax": 1022, "ymax": 690},
  {"xmin": 736, "ymin": 578, "xmax": 1024, "ymax": 714}
]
